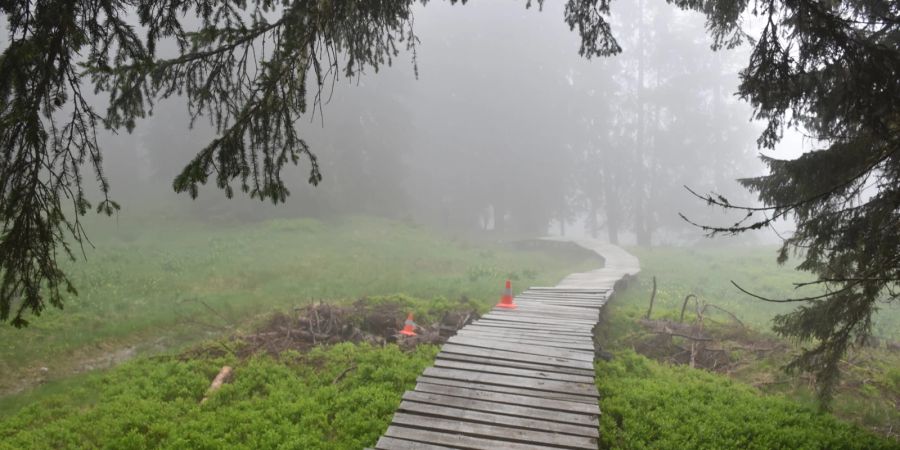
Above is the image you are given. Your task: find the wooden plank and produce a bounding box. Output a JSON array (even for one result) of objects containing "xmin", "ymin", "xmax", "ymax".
[
  {"xmin": 526, "ymin": 287, "xmax": 611, "ymax": 292},
  {"xmin": 433, "ymin": 359, "xmax": 596, "ymax": 384},
  {"xmin": 390, "ymin": 413, "xmax": 598, "ymax": 449},
  {"xmin": 417, "ymin": 376, "xmax": 598, "ymax": 404},
  {"xmin": 514, "ymin": 297, "xmax": 604, "ymax": 306},
  {"xmin": 447, "ymin": 336, "xmax": 595, "ymax": 362},
  {"xmin": 402, "ymin": 390, "xmax": 598, "ymax": 426},
  {"xmin": 436, "ymin": 352, "xmax": 596, "ymax": 377},
  {"xmin": 516, "ymin": 295, "xmax": 606, "ymax": 302},
  {"xmin": 497, "ymin": 304, "xmax": 599, "ymax": 317},
  {"xmin": 453, "ymin": 330, "xmax": 595, "ymax": 352},
  {"xmin": 441, "ymin": 343, "xmax": 594, "ymax": 370},
  {"xmin": 515, "ymin": 296, "xmax": 604, "ymax": 305},
  {"xmin": 375, "ymin": 436, "xmax": 456, "ymax": 450},
  {"xmin": 468, "ymin": 320, "xmax": 594, "ymax": 337},
  {"xmin": 474, "ymin": 318, "xmax": 594, "ymax": 333},
  {"xmin": 481, "ymin": 316, "xmax": 596, "ymax": 331},
  {"xmin": 484, "ymin": 311, "xmax": 596, "ymax": 323},
  {"xmin": 519, "ymin": 291, "xmax": 608, "ymax": 298},
  {"xmin": 398, "ymin": 400, "xmax": 598, "ymax": 438},
  {"xmin": 475, "ymin": 316, "xmax": 594, "ymax": 329},
  {"xmin": 455, "ymin": 328, "xmax": 594, "ymax": 345},
  {"xmin": 422, "ymin": 367, "xmax": 599, "ymax": 398},
  {"xmin": 513, "ymin": 300, "xmax": 603, "ymax": 309},
  {"xmin": 486, "ymin": 310, "xmax": 598, "ymax": 325},
  {"xmin": 414, "ymin": 382, "xmax": 601, "ymax": 415},
  {"xmin": 384, "ymin": 426, "xmax": 562, "ymax": 450},
  {"xmin": 460, "ymin": 323, "xmax": 594, "ymax": 342}
]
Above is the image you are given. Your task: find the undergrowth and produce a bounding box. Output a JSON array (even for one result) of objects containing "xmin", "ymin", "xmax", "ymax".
[
  {"xmin": 596, "ymin": 351, "xmax": 897, "ymax": 449},
  {"xmin": 0, "ymin": 343, "xmax": 438, "ymax": 450}
]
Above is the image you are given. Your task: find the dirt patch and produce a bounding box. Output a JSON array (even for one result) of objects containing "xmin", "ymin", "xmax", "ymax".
[{"xmin": 232, "ymin": 299, "xmax": 478, "ymax": 359}]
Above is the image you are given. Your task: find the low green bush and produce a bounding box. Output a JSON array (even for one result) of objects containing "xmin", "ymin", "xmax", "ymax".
[
  {"xmin": 0, "ymin": 343, "xmax": 438, "ymax": 450},
  {"xmin": 596, "ymin": 351, "xmax": 897, "ymax": 449}
]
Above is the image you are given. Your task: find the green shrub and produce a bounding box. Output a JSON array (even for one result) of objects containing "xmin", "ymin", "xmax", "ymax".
[
  {"xmin": 0, "ymin": 343, "xmax": 438, "ymax": 450},
  {"xmin": 596, "ymin": 351, "xmax": 897, "ymax": 449}
]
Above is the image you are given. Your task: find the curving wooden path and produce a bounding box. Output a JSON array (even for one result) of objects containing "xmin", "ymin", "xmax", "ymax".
[{"xmin": 371, "ymin": 239, "xmax": 640, "ymax": 449}]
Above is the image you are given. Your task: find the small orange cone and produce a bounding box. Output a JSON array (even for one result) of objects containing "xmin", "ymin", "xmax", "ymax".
[
  {"xmin": 399, "ymin": 312, "xmax": 417, "ymax": 336},
  {"xmin": 497, "ymin": 279, "xmax": 517, "ymax": 309}
]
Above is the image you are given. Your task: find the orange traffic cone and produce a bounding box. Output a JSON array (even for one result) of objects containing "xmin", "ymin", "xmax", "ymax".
[
  {"xmin": 399, "ymin": 312, "xmax": 417, "ymax": 336},
  {"xmin": 497, "ymin": 279, "xmax": 517, "ymax": 309}
]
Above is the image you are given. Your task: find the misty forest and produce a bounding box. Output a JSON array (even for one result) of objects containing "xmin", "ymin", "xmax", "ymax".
[{"xmin": 1, "ymin": 0, "xmax": 899, "ymax": 448}]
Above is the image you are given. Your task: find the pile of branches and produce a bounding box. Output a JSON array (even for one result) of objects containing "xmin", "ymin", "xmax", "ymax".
[
  {"xmin": 637, "ymin": 293, "xmax": 784, "ymax": 373},
  {"xmin": 237, "ymin": 300, "xmax": 477, "ymax": 357}
]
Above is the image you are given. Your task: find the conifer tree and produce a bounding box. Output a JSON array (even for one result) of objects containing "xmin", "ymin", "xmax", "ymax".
[
  {"xmin": 676, "ymin": 0, "xmax": 899, "ymax": 405},
  {"xmin": 0, "ymin": 0, "xmax": 618, "ymax": 326},
  {"xmin": 2, "ymin": 0, "xmax": 898, "ymax": 408}
]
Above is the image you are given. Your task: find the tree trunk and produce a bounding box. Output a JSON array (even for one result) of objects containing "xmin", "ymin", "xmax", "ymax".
[
  {"xmin": 607, "ymin": 211, "xmax": 620, "ymax": 244},
  {"xmin": 633, "ymin": 0, "xmax": 648, "ymax": 247}
]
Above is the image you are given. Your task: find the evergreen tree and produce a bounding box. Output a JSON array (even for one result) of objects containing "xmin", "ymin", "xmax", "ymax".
[
  {"xmin": 677, "ymin": 0, "xmax": 900, "ymax": 405},
  {"xmin": 1, "ymin": 0, "xmax": 897, "ymax": 410}
]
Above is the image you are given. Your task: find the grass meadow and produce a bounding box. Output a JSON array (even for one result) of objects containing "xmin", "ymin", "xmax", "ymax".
[
  {"xmin": 1, "ymin": 219, "xmax": 898, "ymax": 448},
  {"xmin": 0, "ymin": 216, "xmax": 599, "ymax": 399},
  {"xmin": 600, "ymin": 245, "xmax": 900, "ymax": 442}
]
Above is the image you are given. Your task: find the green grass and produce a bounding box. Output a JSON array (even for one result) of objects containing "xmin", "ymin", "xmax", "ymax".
[
  {"xmin": 600, "ymin": 245, "xmax": 900, "ymax": 442},
  {"xmin": 613, "ymin": 246, "xmax": 899, "ymax": 339},
  {"xmin": 0, "ymin": 215, "xmax": 599, "ymax": 397},
  {"xmin": 0, "ymin": 343, "xmax": 439, "ymax": 450},
  {"xmin": 5, "ymin": 230, "xmax": 898, "ymax": 448},
  {"xmin": 596, "ymin": 351, "xmax": 897, "ymax": 449}
]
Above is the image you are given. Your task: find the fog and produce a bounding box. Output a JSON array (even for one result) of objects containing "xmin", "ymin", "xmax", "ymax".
[{"xmin": 88, "ymin": 0, "xmax": 800, "ymax": 245}]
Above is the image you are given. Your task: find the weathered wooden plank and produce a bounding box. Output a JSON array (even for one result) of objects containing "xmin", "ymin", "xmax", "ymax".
[
  {"xmin": 514, "ymin": 297, "xmax": 604, "ymax": 306},
  {"xmin": 526, "ymin": 287, "xmax": 611, "ymax": 292},
  {"xmin": 441, "ymin": 343, "xmax": 594, "ymax": 370},
  {"xmin": 513, "ymin": 301, "xmax": 603, "ymax": 309},
  {"xmin": 479, "ymin": 315, "xmax": 596, "ymax": 330},
  {"xmin": 453, "ymin": 330, "xmax": 595, "ymax": 352},
  {"xmin": 403, "ymin": 390, "xmax": 598, "ymax": 426},
  {"xmin": 474, "ymin": 316, "xmax": 594, "ymax": 330},
  {"xmin": 416, "ymin": 376, "xmax": 598, "ymax": 404},
  {"xmin": 464, "ymin": 323, "xmax": 594, "ymax": 337},
  {"xmin": 509, "ymin": 305, "xmax": 601, "ymax": 316},
  {"xmin": 375, "ymin": 436, "xmax": 456, "ymax": 450},
  {"xmin": 398, "ymin": 400, "xmax": 599, "ymax": 438},
  {"xmin": 390, "ymin": 413, "xmax": 598, "ymax": 449},
  {"xmin": 486, "ymin": 311, "xmax": 598, "ymax": 325},
  {"xmin": 433, "ymin": 359, "xmax": 596, "ymax": 384},
  {"xmin": 422, "ymin": 367, "xmax": 599, "ymax": 398},
  {"xmin": 455, "ymin": 328, "xmax": 594, "ymax": 345},
  {"xmin": 495, "ymin": 305, "xmax": 599, "ymax": 318},
  {"xmin": 484, "ymin": 311, "xmax": 596, "ymax": 323},
  {"xmin": 519, "ymin": 291, "xmax": 608, "ymax": 297},
  {"xmin": 459, "ymin": 324, "xmax": 591, "ymax": 338},
  {"xmin": 447, "ymin": 336, "xmax": 595, "ymax": 362},
  {"xmin": 414, "ymin": 382, "xmax": 601, "ymax": 415},
  {"xmin": 515, "ymin": 295, "xmax": 605, "ymax": 303},
  {"xmin": 384, "ymin": 426, "xmax": 562, "ymax": 450},
  {"xmin": 473, "ymin": 318, "xmax": 595, "ymax": 333},
  {"xmin": 436, "ymin": 352, "xmax": 596, "ymax": 377},
  {"xmin": 468, "ymin": 321, "xmax": 594, "ymax": 337},
  {"xmin": 516, "ymin": 295, "xmax": 607, "ymax": 302}
]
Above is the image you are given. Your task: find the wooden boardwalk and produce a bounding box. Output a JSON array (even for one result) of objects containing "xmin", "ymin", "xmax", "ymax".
[{"xmin": 372, "ymin": 239, "xmax": 639, "ymax": 449}]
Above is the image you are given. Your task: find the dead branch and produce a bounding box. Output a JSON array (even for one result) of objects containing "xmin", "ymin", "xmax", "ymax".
[
  {"xmin": 649, "ymin": 330, "xmax": 713, "ymax": 341},
  {"xmin": 201, "ymin": 366, "xmax": 233, "ymax": 404},
  {"xmin": 679, "ymin": 294, "xmax": 697, "ymax": 323},
  {"xmin": 332, "ymin": 364, "xmax": 357, "ymax": 385},
  {"xmin": 701, "ymin": 304, "xmax": 745, "ymax": 328},
  {"xmin": 646, "ymin": 276, "xmax": 657, "ymax": 319}
]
